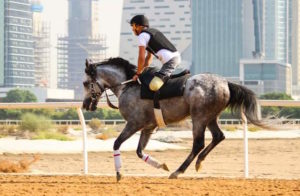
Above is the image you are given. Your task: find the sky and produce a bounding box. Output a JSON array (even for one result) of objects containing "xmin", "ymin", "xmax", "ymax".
[{"xmin": 41, "ymin": 0, "xmax": 123, "ymax": 57}]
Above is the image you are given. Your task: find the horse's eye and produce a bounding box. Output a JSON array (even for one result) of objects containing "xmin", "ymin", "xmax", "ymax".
[{"xmin": 83, "ymin": 81, "xmax": 89, "ymax": 87}]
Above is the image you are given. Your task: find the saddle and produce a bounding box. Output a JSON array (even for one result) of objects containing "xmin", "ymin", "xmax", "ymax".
[{"xmin": 139, "ymin": 67, "xmax": 191, "ymax": 100}]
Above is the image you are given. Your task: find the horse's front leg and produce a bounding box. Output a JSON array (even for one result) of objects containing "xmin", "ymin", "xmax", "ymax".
[
  {"xmin": 113, "ymin": 122, "xmax": 141, "ymax": 182},
  {"xmin": 136, "ymin": 126, "xmax": 169, "ymax": 172}
]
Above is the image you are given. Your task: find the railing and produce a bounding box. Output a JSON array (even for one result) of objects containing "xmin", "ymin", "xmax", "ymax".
[
  {"xmin": 0, "ymin": 100, "xmax": 299, "ymax": 178},
  {"xmin": 0, "ymin": 102, "xmax": 110, "ymax": 175},
  {"xmin": 0, "ymin": 119, "xmax": 127, "ymax": 125},
  {"xmin": 1, "ymin": 118, "xmax": 300, "ymax": 126}
]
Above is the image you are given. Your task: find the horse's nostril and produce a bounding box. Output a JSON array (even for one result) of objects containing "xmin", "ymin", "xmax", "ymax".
[
  {"xmin": 83, "ymin": 81, "xmax": 89, "ymax": 87},
  {"xmin": 82, "ymin": 97, "xmax": 92, "ymax": 110}
]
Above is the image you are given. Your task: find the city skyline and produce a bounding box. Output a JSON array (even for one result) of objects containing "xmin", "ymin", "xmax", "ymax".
[{"xmin": 1, "ymin": 0, "xmax": 300, "ymax": 100}]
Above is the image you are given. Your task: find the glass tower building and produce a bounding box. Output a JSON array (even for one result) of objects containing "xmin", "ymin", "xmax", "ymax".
[
  {"xmin": 191, "ymin": 0, "xmax": 243, "ymax": 78},
  {"xmin": 264, "ymin": 0, "xmax": 289, "ymax": 63},
  {"xmin": 192, "ymin": 0, "xmax": 290, "ymax": 77},
  {"xmin": 57, "ymin": 0, "xmax": 106, "ymax": 99},
  {"xmin": 0, "ymin": 1, "xmax": 4, "ymax": 86},
  {"xmin": 4, "ymin": 0, "xmax": 35, "ymax": 87}
]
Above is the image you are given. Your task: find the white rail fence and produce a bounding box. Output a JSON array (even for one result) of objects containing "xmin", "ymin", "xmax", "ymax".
[
  {"xmin": 1, "ymin": 118, "xmax": 300, "ymax": 126},
  {"xmin": 0, "ymin": 100, "xmax": 298, "ymax": 177}
]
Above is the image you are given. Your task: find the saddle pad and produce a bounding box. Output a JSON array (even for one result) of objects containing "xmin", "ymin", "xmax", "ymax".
[{"xmin": 139, "ymin": 67, "xmax": 191, "ymax": 100}]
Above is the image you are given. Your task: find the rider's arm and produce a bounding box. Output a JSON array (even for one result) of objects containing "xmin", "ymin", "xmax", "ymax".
[
  {"xmin": 137, "ymin": 46, "xmax": 146, "ymax": 75},
  {"xmin": 144, "ymin": 51, "xmax": 153, "ymax": 67}
]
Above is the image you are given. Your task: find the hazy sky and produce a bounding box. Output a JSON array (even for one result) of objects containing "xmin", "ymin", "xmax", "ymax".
[
  {"xmin": 41, "ymin": 0, "xmax": 123, "ymax": 56},
  {"xmin": 37, "ymin": 0, "xmax": 123, "ymax": 87}
]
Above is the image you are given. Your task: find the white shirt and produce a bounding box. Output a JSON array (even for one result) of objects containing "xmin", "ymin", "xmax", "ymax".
[{"xmin": 138, "ymin": 32, "xmax": 181, "ymax": 64}]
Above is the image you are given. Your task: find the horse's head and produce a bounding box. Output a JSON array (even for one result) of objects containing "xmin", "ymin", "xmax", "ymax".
[
  {"xmin": 82, "ymin": 59, "xmax": 105, "ymax": 111},
  {"xmin": 82, "ymin": 57, "xmax": 137, "ymax": 111}
]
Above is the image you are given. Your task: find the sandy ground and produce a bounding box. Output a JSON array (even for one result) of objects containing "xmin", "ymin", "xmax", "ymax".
[
  {"xmin": 0, "ymin": 139, "xmax": 299, "ymax": 195},
  {"xmin": 0, "ymin": 175, "xmax": 299, "ymax": 196}
]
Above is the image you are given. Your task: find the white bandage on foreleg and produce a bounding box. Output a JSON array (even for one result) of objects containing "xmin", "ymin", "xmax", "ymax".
[
  {"xmin": 113, "ymin": 150, "xmax": 122, "ymax": 172},
  {"xmin": 142, "ymin": 154, "xmax": 160, "ymax": 168}
]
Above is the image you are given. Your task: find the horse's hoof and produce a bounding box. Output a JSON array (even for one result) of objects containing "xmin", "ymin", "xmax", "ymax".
[
  {"xmin": 195, "ymin": 162, "xmax": 202, "ymax": 172},
  {"xmin": 116, "ymin": 172, "xmax": 122, "ymax": 182},
  {"xmin": 160, "ymin": 163, "xmax": 169, "ymax": 171},
  {"xmin": 169, "ymin": 171, "xmax": 179, "ymax": 179}
]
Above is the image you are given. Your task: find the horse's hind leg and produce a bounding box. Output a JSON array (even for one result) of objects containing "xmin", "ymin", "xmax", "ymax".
[
  {"xmin": 136, "ymin": 125, "xmax": 169, "ymax": 171},
  {"xmin": 195, "ymin": 119, "xmax": 225, "ymax": 171},
  {"xmin": 169, "ymin": 122, "xmax": 206, "ymax": 179}
]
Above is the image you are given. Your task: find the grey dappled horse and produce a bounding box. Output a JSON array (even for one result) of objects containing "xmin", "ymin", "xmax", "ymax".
[{"xmin": 82, "ymin": 57, "xmax": 267, "ymax": 181}]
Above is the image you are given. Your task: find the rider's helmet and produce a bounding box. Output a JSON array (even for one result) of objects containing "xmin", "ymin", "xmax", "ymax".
[{"xmin": 129, "ymin": 15, "xmax": 149, "ymax": 27}]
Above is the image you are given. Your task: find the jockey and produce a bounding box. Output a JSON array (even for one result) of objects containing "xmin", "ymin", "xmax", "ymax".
[{"xmin": 130, "ymin": 15, "xmax": 181, "ymax": 91}]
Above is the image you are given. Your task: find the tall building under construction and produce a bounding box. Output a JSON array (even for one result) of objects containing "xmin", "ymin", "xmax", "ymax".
[{"xmin": 57, "ymin": 0, "xmax": 107, "ymax": 99}]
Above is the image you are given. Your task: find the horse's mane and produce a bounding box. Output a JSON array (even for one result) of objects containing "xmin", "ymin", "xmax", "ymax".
[{"xmin": 96, "ymin": 57, "xmax": 137, "ymax": 80}]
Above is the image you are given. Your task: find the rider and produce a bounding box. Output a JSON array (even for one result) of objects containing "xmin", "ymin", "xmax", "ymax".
[{"xmin": 130, "ymin": 15, "xmax": 181, "ymax": 91}]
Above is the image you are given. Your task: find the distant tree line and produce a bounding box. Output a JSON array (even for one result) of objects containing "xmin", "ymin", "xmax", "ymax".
[
  {"xmin": 0, "ymin": 89, "xmax": 299, "ymax": 119},
  {"xmin": 0, "ymin": 89, "xmax": 122, "ymax": 120}
]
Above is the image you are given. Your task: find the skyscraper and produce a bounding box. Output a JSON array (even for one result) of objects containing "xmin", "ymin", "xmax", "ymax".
[
  {"xmin": 3, "ymin": 0, "xmax": 35, "ymax": 87},
  {"xmin": 120, "ymin": 0, "xmax": 191, "ymax": 66},
  {"xmin": 240, "ymin": 0, "xmax": 292, "ymax": 96},
  {"xmin": 291, "ymin": 0, "xmax": 300, "ymax": 86},
  {"xmin": 264, "ymin": 0, "xmax": 289, "ymax": 63},
  {"xmin": 0, "ymin": 1, "xmax": 4, "ymax": 86},
  {"xmin": 57, "ymin": 0, "xmax": 107, "ymax": 99},
  {"xmin": 191, "ymin": 0, "xmax": 243, "ymax": 78}
]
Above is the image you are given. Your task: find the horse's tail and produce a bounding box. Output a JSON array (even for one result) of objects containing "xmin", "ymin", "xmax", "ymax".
[{"xmin": 227, "ymin": 82, "xmax": 270, "ymax": 129}]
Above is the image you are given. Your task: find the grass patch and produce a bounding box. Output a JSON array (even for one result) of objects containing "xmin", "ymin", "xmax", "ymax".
[
  {"xmin": 221, "ymin": 125, "xmax": 241, "ymax": 132},
  {"xmin": 89, "ymin": 118, "xmax": 102, "ymax": 132},
  {"xmin": 19, "ymin": 113, "xmax": 52, "ymax": 132},
  {"xmin": 56, "ymin": 125, "xmax": 69, "ymax": 134},
  {"xmin": 72, "ymin": 126, "xmax": 82, "ymax": 131},
  {"xmin": 248, "ymin": 125, "xmax": 262, "ymax": 132},
  {"xmin": 32, "ymin": 131, "xmax": 73, "ymax": 141},
  {"xmin": 0, "ymin": 135, "xmax": 6, "ymax": 138},
  {"xmin": 95, "ymin": 128, "xmax": 119, "ymax": 140}
]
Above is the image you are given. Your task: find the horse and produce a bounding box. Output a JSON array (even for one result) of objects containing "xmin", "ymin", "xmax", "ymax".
[{"xmin": 82, "ymin": 57, "xmax": 268, "ymax": 181}]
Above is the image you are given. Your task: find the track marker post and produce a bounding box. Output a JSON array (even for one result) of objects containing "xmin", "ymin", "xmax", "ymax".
[
  {"xmin": 77, "ymin": 107, "xmax": 88, "ymax": 174},
  {"xmin": 241, "ymin": 112, "xmax": 249, "ymax": 178}
]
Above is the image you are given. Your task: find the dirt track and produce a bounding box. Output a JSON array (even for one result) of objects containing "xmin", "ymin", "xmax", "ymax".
[
  {"xmin": 0, "ymin": 175, "xmax": 299, "ymax": 195},
  {"xmin": 0, "ymin": 139, "xmax": 300, "ymax": 195}
]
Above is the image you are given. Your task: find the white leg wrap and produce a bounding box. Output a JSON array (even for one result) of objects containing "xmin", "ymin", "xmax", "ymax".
[
  {"xmin": 142, "ymin": 154, "xmax": 160, "ymax": 168},
  {"xmin": 113, "ymin": 150, "xmax": 122, "ymax": 172}
]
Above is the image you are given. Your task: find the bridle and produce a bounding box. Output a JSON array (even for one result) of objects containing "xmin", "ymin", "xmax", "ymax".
[
  {"xmin": 87, "ymin": 78, "xmax": 134, "ymax": 110},
  {"xmin": 84, "ymin": 59, "xmax": 135, "ymax": 110}
]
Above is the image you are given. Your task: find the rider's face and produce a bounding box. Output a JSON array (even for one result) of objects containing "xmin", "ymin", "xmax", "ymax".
[{"xmin": 131, "ymin": 24, "xmax": 142, "ymax": 36}]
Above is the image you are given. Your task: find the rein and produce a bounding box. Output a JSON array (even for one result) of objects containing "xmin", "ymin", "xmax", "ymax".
[{"xmin": 90, "ymin": 79, "xmax": 134, "ymax": 109}]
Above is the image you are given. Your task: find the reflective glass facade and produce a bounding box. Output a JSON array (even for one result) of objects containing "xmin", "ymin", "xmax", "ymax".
[
  {"xmin": 0, "ymin": 1, "xmax": 4, "ymax": 85},
  {"xmin": 264, "ymin": 0, "xmax": 289, "ymax": 63},
  {"xmin": 4, "ymin": 0, "xmax": 34, "ymax": 87},
  {"xmin": 191, "ymin": 0, "xmax": 243, "ymax": 77}
]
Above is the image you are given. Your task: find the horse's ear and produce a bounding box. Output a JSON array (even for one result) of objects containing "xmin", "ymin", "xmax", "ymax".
[{"xmin": 85, "ymin": 59, "xmax": 89, "ymax": 68}]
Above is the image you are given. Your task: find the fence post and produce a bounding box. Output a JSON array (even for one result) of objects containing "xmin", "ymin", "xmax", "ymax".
[
  {"xmin": 76, "ymin": 107, "xmax": 88, "ymax": 175},
  {"xmin": 241, "ymin": 112, "xmax": 249, "ymax": 178}
]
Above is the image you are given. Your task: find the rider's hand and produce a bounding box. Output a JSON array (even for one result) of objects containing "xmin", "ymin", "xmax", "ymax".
[{"xmin": 132, "ymin": 74, "xmax": 139, "ymax": 81}]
